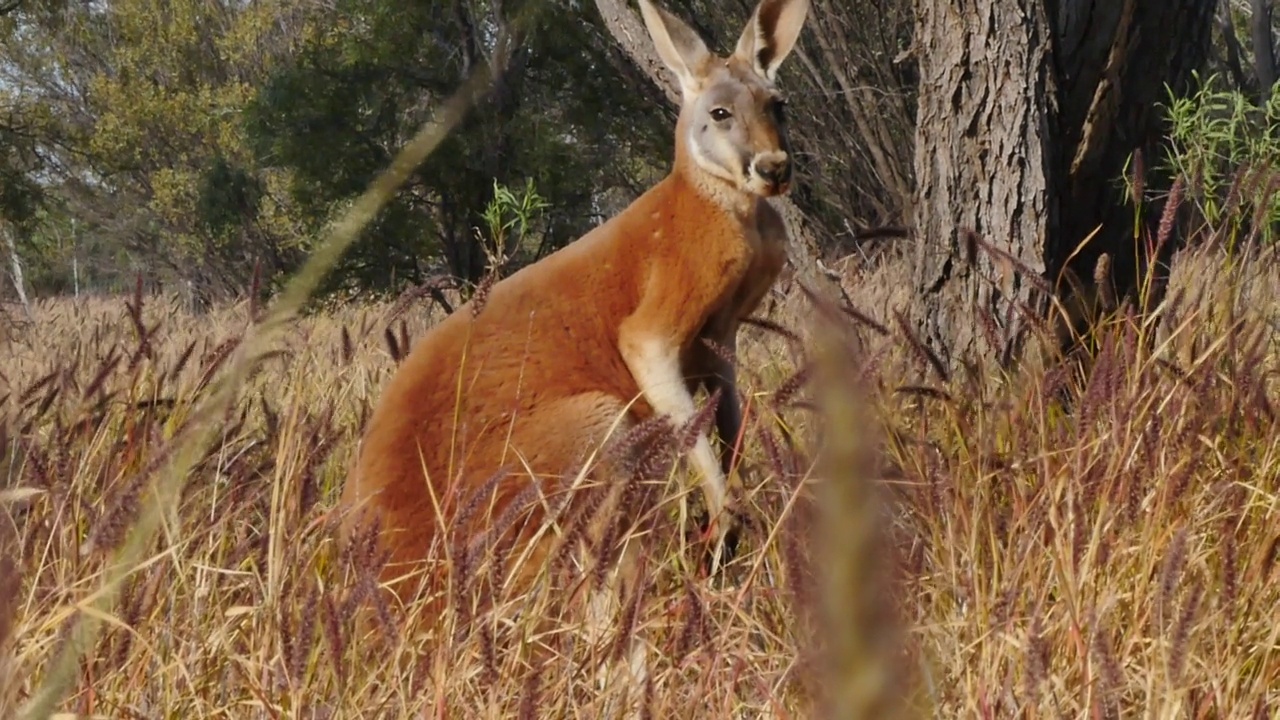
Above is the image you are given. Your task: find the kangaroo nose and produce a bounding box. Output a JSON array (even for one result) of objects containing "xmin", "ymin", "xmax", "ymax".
[{"xmin": 753, "ymin": 156, "xmax": 790, "ymax": 185}]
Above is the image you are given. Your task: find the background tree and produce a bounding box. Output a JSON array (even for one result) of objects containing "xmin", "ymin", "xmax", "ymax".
[
  {"xmin": 0, "ymin": 0, "xmax": 311, "ymax": 304},
  {"xmin": 244, "ymin": 0, "xmax": 675, "ymax": 297},
  {"xmin": 2, "ymin": 0, "xmax": 917, "ymax": 305},
  {"xmin": 5, "ymin": 0, "xmax": 1267, "ymax": 327},
  {"xmin": 1215, "ymin": 0, "xmax": 1279, "ymax": 103},
  {"xmin": 0, "ymin": 110, "xmax": 43, "ymax": 314},
  {"xmin": 909, "ymin": 0, "xmax": 1219, "ymax": 371},
  {"xmin": 0, "ymin": 0, "xmax": 45, "ymax": 313}
]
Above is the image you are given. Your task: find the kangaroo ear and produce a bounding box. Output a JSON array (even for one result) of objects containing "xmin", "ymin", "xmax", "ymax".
[
  {"xmin": 733, "ymin": 0, "xmax": 810, "ymax": 82},
  {"xmin": 638, "ymin": 0, "xmax": 712, "ymax": 96}
]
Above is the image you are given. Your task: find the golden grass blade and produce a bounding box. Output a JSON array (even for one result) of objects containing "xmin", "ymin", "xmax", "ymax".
[{"xmin": 810, "ymin": 306, "xmax": 916, "ymax": 719}]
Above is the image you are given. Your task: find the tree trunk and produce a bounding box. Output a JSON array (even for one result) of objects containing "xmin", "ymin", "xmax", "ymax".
[
  {"xmin": 911, "ymin": 0, "xmax": 1217, "ymax": 372},
  {"xmin": 1251, "ymin": 0, "xmax": 1276, "ymax": 102},
  {"xmin": 911, "ymin": 0, "xmax": 1058, "ymax": 371},
  {"xmin": 2, "ymin": 224, "xmax": 33, "ymax": 320},
  {"xmin": 592, "ymin": 0, "xmax": 850, "ymax": 307}
]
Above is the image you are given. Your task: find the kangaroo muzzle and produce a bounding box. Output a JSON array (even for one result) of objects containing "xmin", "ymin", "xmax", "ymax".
[{"xmin": 750, "ymin": 151, "xmax": 791, "ymax": 192}]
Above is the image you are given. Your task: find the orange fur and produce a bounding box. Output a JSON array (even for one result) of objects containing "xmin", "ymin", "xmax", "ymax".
[{"xmin": 337, "ymin": 0, "xmax": 811, "ymax": 643}]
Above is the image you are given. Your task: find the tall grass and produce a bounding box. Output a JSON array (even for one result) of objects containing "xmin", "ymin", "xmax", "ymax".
[
  {"xmin": 0, "ymin": 287, "xmax": 823, "ymax": 717},
  {"xmin": 2, "ymin": 8, "xmax": 541, "ymax": 715},
  {"xmin": 3, "ymin": 216, "xmax": 1280, "ymax": 716}
]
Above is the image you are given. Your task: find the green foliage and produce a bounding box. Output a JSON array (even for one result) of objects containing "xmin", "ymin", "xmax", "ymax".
[
  {"xmin": 243, "ymin": 0, "xmax": 667, "ymax": 297},
  {"xmin": 1161, "ymin": 72, "xmax": 1280, "ymax": 246},
  {"xmin": 0, "ymin": 0, "xmax": 312, "ymax": 300},
  {"xmin": 0, "ymin": 163, "xmax": 42, "ymax": 230},
  {"xmin": 0, "ymin": 89, "xmax": 59, "ymax": 231},
  {"xmin": 83, "ymin": 0, "xmax": 307, "ymax": 296},
  {"xmin": 3, "ymin": 0, "xmax": 906, "ymax": 303},
  {"xmin": 196, "ymin": 157, "xmax": 263, "ymax": 238},
  {"xmin": 480, "ymin": 177, "xmax": 550, "ymax": 275}
]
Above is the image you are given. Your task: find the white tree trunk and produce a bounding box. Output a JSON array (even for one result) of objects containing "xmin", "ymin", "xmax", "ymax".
[{"xmin": 2, "ymin": 224, "xmax": 33, "ymax": 320}]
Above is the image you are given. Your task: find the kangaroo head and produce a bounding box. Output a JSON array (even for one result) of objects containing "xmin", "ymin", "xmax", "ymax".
[{"xmin": 639, "ymin": 0, "xmax": 810, "ymax": 200}]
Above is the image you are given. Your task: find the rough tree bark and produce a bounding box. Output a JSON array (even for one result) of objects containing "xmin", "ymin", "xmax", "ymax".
[
  {"xmin": 911, "ymin": 0, "xmax": 1217, "ymax": 372},
  {"xmin": 1251, "ymin": 0, "xmax": 1276, "ymax": 102},
  {"xmin": 593, "ymin": 0, "xmax": 850, "ymax": 306}
]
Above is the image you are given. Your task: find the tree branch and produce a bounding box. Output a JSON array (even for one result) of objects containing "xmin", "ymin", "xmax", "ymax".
[{"xmin": 592, "ymin": 0, "xmax": 680, "ymax": 106}]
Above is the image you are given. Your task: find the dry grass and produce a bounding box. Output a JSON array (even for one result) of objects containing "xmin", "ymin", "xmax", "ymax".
[
  {"xmin": 0, "ymin": 285, "xmax": 829, "ymax": 719},
  {"xmin": 2, "ymin": 234, "xmax": 1280, "ymax": 718}
]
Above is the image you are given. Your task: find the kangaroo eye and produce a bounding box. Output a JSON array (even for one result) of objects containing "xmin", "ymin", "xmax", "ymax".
[{"xmin": 710, "ymin": 107, "xmax": 732, "ymax": 122}]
